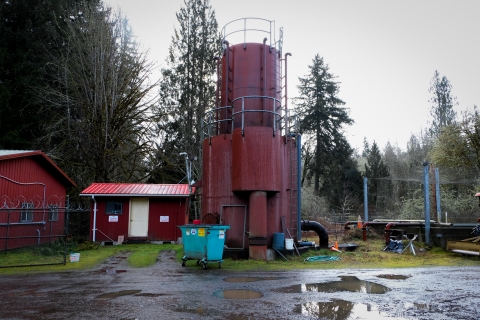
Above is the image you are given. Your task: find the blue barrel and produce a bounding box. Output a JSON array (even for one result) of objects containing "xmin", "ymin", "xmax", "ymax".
[{"xmin": 272, "ymin": 232, "xmax": 285, "ymax": 250}]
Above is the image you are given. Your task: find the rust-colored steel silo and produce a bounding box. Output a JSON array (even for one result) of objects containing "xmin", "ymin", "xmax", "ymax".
[{"xmin": 201, "ymin": 18, "xmax": 299, "ymax": 260}]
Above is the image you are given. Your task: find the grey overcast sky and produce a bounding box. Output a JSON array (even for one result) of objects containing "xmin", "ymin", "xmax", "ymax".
[{"xmin": 105, "ymin": 0, "xmax": 480, "ymax": 152}]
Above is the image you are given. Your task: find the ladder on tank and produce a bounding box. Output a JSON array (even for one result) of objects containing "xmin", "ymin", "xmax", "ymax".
[{"xmin": 288, "ymin": 133, "xmax": 299, "ymax": 240}]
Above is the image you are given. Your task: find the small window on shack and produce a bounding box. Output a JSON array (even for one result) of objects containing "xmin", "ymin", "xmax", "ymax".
[
  {"xmin": 106, "ymin": 201, "xmax": 122, "ymax": 214},
  {"xmin": 20, "ymin": 202, "xmax": 34, "ymax": 222},
  {"xmin": 48, "ymin": 205, "xmax": 58, "ymax": 221}
]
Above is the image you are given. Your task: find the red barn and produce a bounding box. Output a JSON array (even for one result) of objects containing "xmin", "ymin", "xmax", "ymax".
[
  {"xmin": 80, "ymin": 183, "xmax": 194, "ymax": 243},
  {"xmin": 0, "ymin": 150, "xmax": 76, "ymax": 250}
]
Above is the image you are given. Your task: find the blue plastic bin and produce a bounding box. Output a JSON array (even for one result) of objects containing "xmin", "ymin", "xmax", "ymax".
[{"xmin": 179, "ymin": 224, "xmax": 230, "ymax": 269}]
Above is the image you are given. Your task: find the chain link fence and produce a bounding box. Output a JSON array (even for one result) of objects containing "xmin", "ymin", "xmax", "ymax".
[{"xmin": 0, "ymin": 195, "xmax": 90, "ymax": 268}]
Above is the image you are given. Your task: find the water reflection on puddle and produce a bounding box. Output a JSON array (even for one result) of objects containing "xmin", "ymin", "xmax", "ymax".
[
  {"xmin": 295, "ymin": 299, "xmax": 410, "ymax": 320},
  {"xmin": 223, "ymin": 277, "xmax": 281, "ymax": 283},
  {"xmin": 213, "ymin": 289, "xmax": 263, "ymax": 299},
  {"xmin": 276, "ymin": 276, "xmax": 391, "ymax": 294}
]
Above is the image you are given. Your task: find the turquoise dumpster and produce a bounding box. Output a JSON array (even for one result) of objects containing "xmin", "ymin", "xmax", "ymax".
[{"xmin": 179, "ymin": 224, "xmax": 230, "ymax": 269}]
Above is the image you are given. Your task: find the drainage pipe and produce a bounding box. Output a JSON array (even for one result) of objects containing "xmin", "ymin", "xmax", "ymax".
[
  {"xmin": 301, "ymin": 220, "xmax": 328, "ymax": 248},
  {"xmin": 92, "ymin": 195, "xmax": 97, "ymax": 242},
  {"xmin": 296, "ymin": 133, "xmax": 302, "ymax": 241},
  {"xmin": 384, "ymin": 222, "xmax": 422, "ymax": 244}
]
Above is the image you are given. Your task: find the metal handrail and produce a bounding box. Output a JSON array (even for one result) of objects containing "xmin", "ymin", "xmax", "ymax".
[
  {"xmin": 231, "ymin": 95, "xmax": 281, "ymax": 136},
  {"xmin": 202, "ymin": 98, "xmax": 299, "ymax": 140},
  {"xmin": 221, "ymin": 17, "xmax": 282, "ymax": 53}
]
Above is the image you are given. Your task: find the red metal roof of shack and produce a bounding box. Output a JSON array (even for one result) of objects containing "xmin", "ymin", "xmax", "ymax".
[{"xmin": 80, "ymin": 183, "xmax": 194, "ymax": 197}]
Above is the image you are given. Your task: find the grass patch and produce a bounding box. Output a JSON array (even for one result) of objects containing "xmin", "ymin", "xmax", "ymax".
[
  {"xmin": 0, "ymin": 243, "xmax": 183, "ymax": 275},
  {"xmin": 0, "ymin": 238, "xmax": 478, "ymax": 275},
  {"xmin": 218, "ymin": 239, "xmax": 479, "ymax": 271},
  {"xmin": 127, "ymin": 243, "xmax": 181, "ymax": 268}
]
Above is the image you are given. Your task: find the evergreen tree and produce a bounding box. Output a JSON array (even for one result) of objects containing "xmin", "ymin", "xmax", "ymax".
[
  {"xmin": 319, "ymin": 134, "xmax": 362, "ymax": 213},
  {"xmin": 296, "ymin": 54, "xmax": 353, "ymax": 195},
  {"xmin": 152, "ymin": 0, "xmax": 221, "ymax": 184},
  {"xmin": 362, "ymin": 137, "xmax": 370, "ymax": 158},
  {"xmin": 364, "ymin": 141, "xmax": 389, "ymax": 210},
  {"xmin": 428, "ymin": 70, "xmax": 457, "ymax": 138},
  {"xmin": 0, "ymin": 0, "xmax": 69, "ymax": 149}
]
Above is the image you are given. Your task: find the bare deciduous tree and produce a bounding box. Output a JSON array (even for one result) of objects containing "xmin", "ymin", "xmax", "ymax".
[{"xmin": 38, "ymin": 2, "xmax": 158, "ymax": 194}]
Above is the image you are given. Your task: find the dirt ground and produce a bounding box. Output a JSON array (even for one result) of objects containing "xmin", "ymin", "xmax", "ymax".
[{"xmin": 0, "ymin": 250, "xmax": 479, "ymax": 320}]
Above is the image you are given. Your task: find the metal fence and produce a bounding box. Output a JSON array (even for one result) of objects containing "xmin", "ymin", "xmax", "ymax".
[
  {"xmin": 0, "ymin": 193, "xmax": 93, "ymax": 268},
  {"xmin": 0, "ymin": 206, "xmax": 70, "ymax": 268}
]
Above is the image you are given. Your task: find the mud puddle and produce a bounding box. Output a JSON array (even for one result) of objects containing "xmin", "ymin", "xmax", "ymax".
[
  {"xmin": 95, "ymin": 268, "xmax": 127, "ymax": 274},
  {"xmin": 376, "ymin": 274, "xmax": 411, "ymax": 280},
  {"xmin": 213, "ymin": 289, "xmax": 263, "ymax": 299},
  {"xmin": 96, "ymin": 289, "xmax": 141, "ymax": 299},
  {"xmin": 223, "ymin": 276, "xmax": 282, "ymax": 283}
]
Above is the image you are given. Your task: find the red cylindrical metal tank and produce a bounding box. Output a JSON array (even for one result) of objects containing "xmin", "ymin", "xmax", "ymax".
[
  {"xmin": 201, "ymin": 135, "xmax": 233, "ymax": 218},
  {"xmin": 231, "ymin": 127, "xmax": 281, "ymax": 192},
  {"xmin": 201, "ymin": 19, "xmax": 299, "ymax": 258},
  {"xmin": 249, "ymin": 190, "xmax": 267, "ymax": 260},
  {"xmin": 220, "ymin": 43, "xmax": 281, "ymax": 130}
]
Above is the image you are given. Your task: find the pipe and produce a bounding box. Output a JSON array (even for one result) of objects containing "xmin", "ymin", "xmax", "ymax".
[
  {"xmin": 301, "ymin": 220, "xmax": 328, "ymax": 248},
  {"xmin": 223, "ymin": 40, "xmax": 230, "ymax": 133},
  {"xmin": 0, "ymin": 175, "xmax": 46, "ymax": 207},
  {"xmin": 263, "ymin": 37, "xmax": 267, "ymax": 127},
  {"xmin": 297, "ymin": 134, "xmax": 302, "ymax": 240},
  {"xmin": 214, "ymin": 56, "xmax": 220, "ymax": 136},
  {"xmin": 423, "ymin": 162, "xmax": 431, "ymax": 245},
  {"xmin": 384, "ymin": 222, "xmax": 422, "ymax": 244},
  {"xmin": 435, "ymin": 168, "xmax": 441, "ymax": 222},
  {"xmin": 363, "ymin": 177, "xmax": 368, "ymax": 222},
  {"xmin": 92, "ymin": 195, "xmax": 97, "ymax": 242},
  {"xmin": 450, "ymin": 249, "xmax": 479, "ymax": 256}
]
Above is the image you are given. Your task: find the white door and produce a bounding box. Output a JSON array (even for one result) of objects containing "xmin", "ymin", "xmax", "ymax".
[{"xmin": 129, "ymin": 198, "xmax": 149, "ymax": 237}]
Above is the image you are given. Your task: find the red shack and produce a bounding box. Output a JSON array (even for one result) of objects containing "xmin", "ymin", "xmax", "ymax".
[
  {"xmin": 80, "ymin": 183, "xmax": 194, "ymax": 243},
  {"xmin": 0, "ymin": 150, "xmax": 76, "ymax": 250}
]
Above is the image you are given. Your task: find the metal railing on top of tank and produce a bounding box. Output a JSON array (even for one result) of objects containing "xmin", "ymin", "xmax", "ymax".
[
  {"xmin": 201, "ymin": 100, "xmax": 299, "ymax": 141},
  {"xmin": 231, "ymin": 95, "xmax": 281, "ymax": 136},
  {"xmin": 221, "ymin": 18, "xmax": 282, "ymax": 53},
  {"xmin": 201, "ymin": 106, "xmax": 233, "ymax": 140}
]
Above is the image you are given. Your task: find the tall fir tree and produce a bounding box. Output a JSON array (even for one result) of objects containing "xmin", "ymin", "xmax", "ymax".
[
  {"xmin": 428, "ymin": 70, "xmax": 457, "ymax": 138},
  {"xmin": 364, "ymin": 141, "xmax": 389, "ymax": 210},
  {"xmin": 296, "ymin": 54, "xmax": 353, "ymax": 195},
  {"xmin": 319, "ymin": 134, "xmax": 362, "ymax": 213},
  {"xmin": 0, "ymin": 0, "xmax": 100, "ymax": 150},
  {"xmin": 152, "ymin": 0, "xmax": 221, "ymax": 184}
]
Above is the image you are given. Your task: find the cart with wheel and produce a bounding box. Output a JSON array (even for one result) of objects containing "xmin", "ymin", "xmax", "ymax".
[{"xmin": 179, "ymin": 224, "xmax": 230, "ymax": 269}]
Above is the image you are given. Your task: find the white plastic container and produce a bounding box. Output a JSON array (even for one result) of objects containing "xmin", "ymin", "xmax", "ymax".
[
  {"xmin": 285, "ymin": 238, "xmax": 294, "ymax": 250},
  {"xmin": 69, "ymin": 253, "xmax": 80, "ymax": 262}
]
